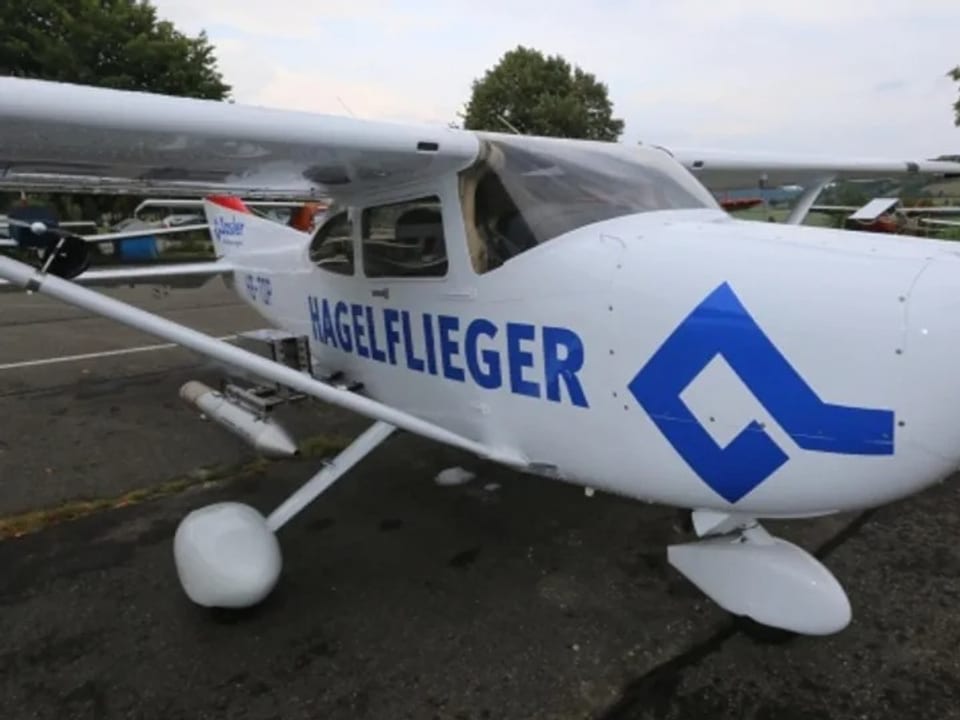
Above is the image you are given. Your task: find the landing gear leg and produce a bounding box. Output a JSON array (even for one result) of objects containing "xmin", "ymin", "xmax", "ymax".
[
  {"xmin": 667, "ymin": 510, "xmax": 851, "ymax": 635},
  {"xmin": 173, "ymin": 421, "xmax": 396, "ymax": 608}
]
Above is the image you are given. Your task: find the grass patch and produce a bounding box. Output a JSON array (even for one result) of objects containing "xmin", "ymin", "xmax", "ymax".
[
  {"xmin": 0, "ymin": 432, "xmax": 350, "ymax": 541},
  {"xmin": 0, "ymin": 462, "xmax": 257, "ymax": 540},
  {"xmin": 298, "ymin": 433, "xmax": 352, "ymax": 457}
]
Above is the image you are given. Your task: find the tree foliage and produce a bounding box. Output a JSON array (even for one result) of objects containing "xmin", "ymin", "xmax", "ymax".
[
  {"xmin": 951, "ymin": 66, "xmax": 960, "ymax": 126},
  {"xmin": 0, "ymin": 0, "xmax": 230, "ymax": 99},
  {"xmin": 462, "ymin": 46, "xmax": 624, "ymax": 141}
]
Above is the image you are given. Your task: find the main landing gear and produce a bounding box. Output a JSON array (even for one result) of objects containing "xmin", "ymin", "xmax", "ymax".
[
  {"xmin": 173, "ymin": 421, "xmax": 395, "ymax": 608},
  {"xmin": 668, "ymin": 510, "xmax": 851, "ymax": 635}
]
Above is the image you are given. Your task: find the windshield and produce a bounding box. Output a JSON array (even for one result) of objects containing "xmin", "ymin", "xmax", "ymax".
[{"xmin": 460, "ymin": 136, "xmax": 719, "ymax": 272}]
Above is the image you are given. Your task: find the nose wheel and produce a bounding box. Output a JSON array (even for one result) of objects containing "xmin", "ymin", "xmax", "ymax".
[{"xmin": 668, "ymin": 511, "xmax": 851, "ymax": 635}]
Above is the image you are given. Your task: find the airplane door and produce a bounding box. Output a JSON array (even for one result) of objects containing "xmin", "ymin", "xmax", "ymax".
[{"xmin": 351, "ymin": 191, "xmax": 472, "ymax": 422}]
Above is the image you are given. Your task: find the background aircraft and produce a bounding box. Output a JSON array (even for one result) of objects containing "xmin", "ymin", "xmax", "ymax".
[
  {"xmin": 808, "ymin": 198, "xmax": 960, "ymax": 234},
  {"xmin": 2, "ymin": 77, "xmax": 960, "ymax": 636}
]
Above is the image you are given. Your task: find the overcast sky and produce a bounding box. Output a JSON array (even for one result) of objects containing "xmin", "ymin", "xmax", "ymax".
[{"xmin": 152, "ymin": 0, "xmax": 959, "ymax": 158}]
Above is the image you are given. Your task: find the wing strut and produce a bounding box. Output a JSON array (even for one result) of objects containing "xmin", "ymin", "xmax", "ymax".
[
  {"xmin": 785, "ymin": 176, "xmax": 835, "ymax": 225},
  {"xmin": 266, "ymin": 421, "xmax": 395, "ymax": 531}
]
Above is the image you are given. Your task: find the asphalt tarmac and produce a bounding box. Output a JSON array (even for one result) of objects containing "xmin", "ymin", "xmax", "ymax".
[{"xmin": 1, "ymin": 279, "xmax": 959, "ymax": 719}]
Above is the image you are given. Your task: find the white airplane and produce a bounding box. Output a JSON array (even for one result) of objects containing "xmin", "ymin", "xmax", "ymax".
[
  {"xmin": 809, "ymin": 199, "xmax": 960, "ymax": 235},
  {"xmin": 2, "ymin": 77, "xmax": 960, "ymax": 637}
]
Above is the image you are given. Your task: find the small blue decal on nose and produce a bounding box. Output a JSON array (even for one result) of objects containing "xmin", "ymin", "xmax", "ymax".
[{"xmin": 628, "ymin": 283, "xmax": 895, "ymax": 503}]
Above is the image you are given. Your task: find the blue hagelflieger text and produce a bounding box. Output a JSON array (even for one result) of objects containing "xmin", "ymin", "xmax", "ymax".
[{"xmin": 308, "ymin": 296, "xmax": 589, "ymax": 408}]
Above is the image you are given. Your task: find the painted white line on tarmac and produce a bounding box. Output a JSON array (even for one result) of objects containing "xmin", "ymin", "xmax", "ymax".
[{"xmin": 0, "ymin": 335, "xmax": 238, "ymax": 371}]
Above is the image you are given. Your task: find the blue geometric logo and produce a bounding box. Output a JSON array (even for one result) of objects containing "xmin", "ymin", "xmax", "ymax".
[{"xmin": 628, "ymin": 283, "xmax": 895, "ymax": 503}]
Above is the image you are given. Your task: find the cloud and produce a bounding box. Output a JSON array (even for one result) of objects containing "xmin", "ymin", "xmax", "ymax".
[
  {"xmin": 874, "ymin": 80, "xmax": 908, "ymax": 93},
  {"xmin": 254, "ymin": 68, "xmax": 454, "ymax": 125},
  {"xmin": 151, "ymin": 0, "xmax": 960, "ymax": 156}
]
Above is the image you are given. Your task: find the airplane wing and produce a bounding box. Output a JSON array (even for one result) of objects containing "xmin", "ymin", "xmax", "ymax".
[
  {"xmin": 0, "ymin": 260, "xmax": 231, "ymax": 291},
  {"xmin": 0, "ymin": 77, "xmax": 478, "ymax": 200},
  {"xmin": 922, "ymin": 218, "xmax": 960, "ymax": 228},
  {"xmin": 812, "ymin": 204, "xmax": 960, "ymax": 218},
  {"xmin": 80, "ymin": 224, "xmax": 210, "ymax": 243},
  {"xmin": 1, "ymin": 218, "xmax": 97, "ymax": 234},
  {"xmin": 810, "ymin": 205, "xmax": 859, "ymax": 214},
  {"xmin": 902, "ymin": 206, "xmax": 960, "ymax": 216},
  {"xmin": 5, "ymin": 77, "xmax": 958, "ymax": 201},
  {"xmin": 3, "ymin": 222, "xmax": 212, "ymax": 244},
  {"xmin": 667, "ymin": 148, "xmax": 960, "ymax": 192}
]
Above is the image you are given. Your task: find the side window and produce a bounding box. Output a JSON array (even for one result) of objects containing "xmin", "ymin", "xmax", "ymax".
[
  {"xmin": 309, "ymin": 210, "xmax": 354, "ymax": 275},
  {"xmin": 361, "ymin": 196, "xmax": 447, "ymax": 278}
]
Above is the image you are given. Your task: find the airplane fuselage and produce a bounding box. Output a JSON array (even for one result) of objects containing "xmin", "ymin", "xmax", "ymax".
[
  {"xmin": 222, "ymin": 207, "xmax": 960, "ymax": 519},
  {"xmin": 7, "ymin": 76, "xmax": 960, "ymax": 631}
]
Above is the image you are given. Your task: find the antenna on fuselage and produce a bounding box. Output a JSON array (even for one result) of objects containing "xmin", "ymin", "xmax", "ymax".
[
  {"xmin": 337, "ymin": 96, "xmax": 357, "ymax": 118},
  {"xmin": 498, "ymin": 115, "xmax": 523, "ymax": 135}
]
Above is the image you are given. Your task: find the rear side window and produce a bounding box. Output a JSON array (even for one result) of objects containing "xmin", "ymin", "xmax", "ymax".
[
  {"xmin": 361, "ymin": 196, "xmax": 447, "ymax": 278},
  {"xmin": 309, "ymin": 210, "xmax": 354, "ymax": 275}
]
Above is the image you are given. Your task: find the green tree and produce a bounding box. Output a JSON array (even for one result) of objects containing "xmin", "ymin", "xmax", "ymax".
[
  {"xmin": 820, "ymin": 180, "xmax": 870, "ymax": 208},
  {"xmin": 951, "ymin": 66, "xmax": 960, "ymax": 126},
  {"xmin": 0, "ymin": 0, "xmax": 230, "ymax": 99},
  {"xmin": 462, "ymin": 46, "xmax": 624, "ymax": 141}
]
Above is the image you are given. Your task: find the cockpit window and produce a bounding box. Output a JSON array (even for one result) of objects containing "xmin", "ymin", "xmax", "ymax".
[
  {"xmin": 460, "ymin": 137, "xmax": 719, "ymax": 273},
  {"xmin": 361, "ymin": 196, "xmax": 448, "ymax": 278},
  {"xmin": 309, "ymin": 209, "xmax": 354, "ymax": 275}
]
